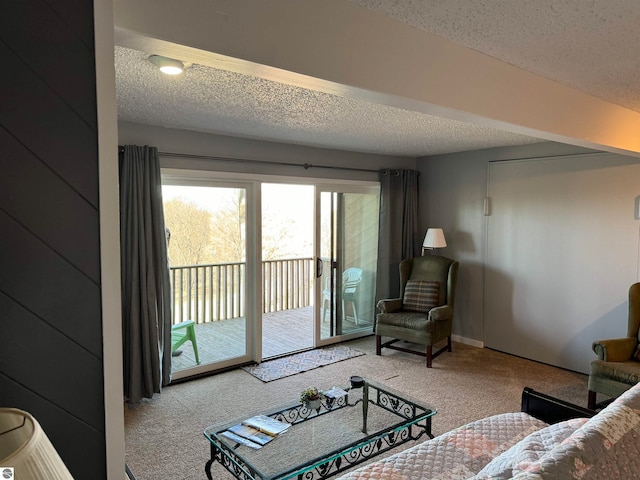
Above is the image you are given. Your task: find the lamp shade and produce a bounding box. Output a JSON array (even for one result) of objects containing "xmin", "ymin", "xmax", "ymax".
[
  {"xmin": 423, "ymin": 228, "xmax": 447, "ymax": 249},
  {"xmin": 0, "ymin": 408, "xmax": 73, "ymax": 480}
]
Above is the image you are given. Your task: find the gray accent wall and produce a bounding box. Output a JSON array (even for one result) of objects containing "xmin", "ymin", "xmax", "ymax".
[
  {"xmin": 485, "ymin": 152, "xmax": 640, "ymax": 373},
  {"xmin": 0, "ymin": 1, "xmax": 106, "ymax": 477},
  {"xmin": 418, "ymin": 141, "xmax": 640, "ymax": 373}
]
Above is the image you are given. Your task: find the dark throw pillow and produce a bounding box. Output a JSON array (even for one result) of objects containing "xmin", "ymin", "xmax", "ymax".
[{"xmin": 402, "ymin": 280, "xmax": 440, "ymax": 313}]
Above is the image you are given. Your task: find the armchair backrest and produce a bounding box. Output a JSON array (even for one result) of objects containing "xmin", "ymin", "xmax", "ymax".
[
  {"xmin": 629, "ymin": 282, "xmax": 640, "ymax": 342},
  {"xmin": 342, "ymin": 267, "xmax": 362, "ymax": 296},
  {"xmin": 399, "ymin": 256, "xmax": 459, "ymax": 308},
  {"xmin": 343, "ymin": 267, "xmax": 362, "ymax": 286}
]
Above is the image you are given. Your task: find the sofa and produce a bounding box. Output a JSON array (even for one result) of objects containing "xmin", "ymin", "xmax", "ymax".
[{"xmin": 337, "ymin": 382, "xmax": 640, "ymax": 479}]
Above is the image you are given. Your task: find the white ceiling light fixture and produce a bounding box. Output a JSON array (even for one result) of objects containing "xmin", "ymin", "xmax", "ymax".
[{"xmin": 148, "ymin": 55, "xmax": 185, "ymax": 75}]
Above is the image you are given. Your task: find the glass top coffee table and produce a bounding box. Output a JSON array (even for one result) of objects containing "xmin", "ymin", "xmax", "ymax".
[{"xmin": 203, "ymin": 379, "xmax": 436, "ymax": 480}]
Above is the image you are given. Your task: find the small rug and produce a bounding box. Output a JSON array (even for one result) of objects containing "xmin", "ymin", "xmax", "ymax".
[{"xmin": 241, "ymin": 345, "xmax": 365, "ymax": 382}]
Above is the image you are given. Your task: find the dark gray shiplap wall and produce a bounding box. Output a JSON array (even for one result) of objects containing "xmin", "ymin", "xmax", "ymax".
[{"xmin": 0, "ymin": 0, "xmax": 106, "ymax": 477}]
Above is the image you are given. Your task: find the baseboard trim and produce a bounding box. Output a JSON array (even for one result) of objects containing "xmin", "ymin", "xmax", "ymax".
[{"xmin": 452, "ymin": 334, "xmax": 483, "ymax": 348}]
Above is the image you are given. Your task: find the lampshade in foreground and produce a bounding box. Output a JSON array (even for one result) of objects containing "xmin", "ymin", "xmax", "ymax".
[{"xmin": 0, "ymin": 408, "xmax": 73, "ymax": 479}]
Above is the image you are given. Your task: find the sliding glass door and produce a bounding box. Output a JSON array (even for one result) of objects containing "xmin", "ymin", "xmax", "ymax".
[
  {"xmin": 162, "ymin": 180, "xmax": 255, "ymax": 379},
  {"xmin": 261, "ymin": 183, "xmax": 314, "ymax": 358},
  {"xmin": 161, "ymin": 173, "xmax": 379, "ymax": 378},
  {"xmin": 317, "ymin": 186, "xmax": 380, "ymax": 343},
  {"xmin": 261, "ymin": 182, "xmax": 380, "ymax": 357}
]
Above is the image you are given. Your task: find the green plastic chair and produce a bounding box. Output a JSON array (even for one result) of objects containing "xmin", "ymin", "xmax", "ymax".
[{"xmin": 171, "ymin": 320, "xmax": 200, "ymax": 364}]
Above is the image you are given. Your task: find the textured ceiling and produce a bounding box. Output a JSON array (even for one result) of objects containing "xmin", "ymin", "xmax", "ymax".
[
  {"xmin": 115, "ymin": 1, "xmax": 640, "ymax": 157},
  {"xmin": 352, "ymin": 0, "xmax": 640, "ymax": 112},
  {"xmin": 115, "ymin": 46, "xmax": 542, "ymax": 156}
]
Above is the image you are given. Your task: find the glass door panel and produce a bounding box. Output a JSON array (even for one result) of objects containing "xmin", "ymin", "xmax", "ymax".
[
  {"xmin": 162, "ymin": 183, "xmax": 251, "ymax": 378},
  {"xmin": 261, "ymin": 183, "xmax": 314, "ymax": 358},
  {"xmin": 319, "ymin": 188, "xmax": 380, "ymax": 341}
]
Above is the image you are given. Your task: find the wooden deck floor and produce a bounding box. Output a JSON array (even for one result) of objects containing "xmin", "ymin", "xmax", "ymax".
[{"xmin": 171, "ymin": 306, "xmax": 372, "ymax": 371}]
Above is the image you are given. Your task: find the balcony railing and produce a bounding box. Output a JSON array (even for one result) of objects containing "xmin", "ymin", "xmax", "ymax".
[{"xmin": 170, "ymin": 257, "xmax": 314, "ymax": 324}]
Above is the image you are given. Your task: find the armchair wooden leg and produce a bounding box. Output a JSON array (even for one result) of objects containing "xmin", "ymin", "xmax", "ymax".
[
  {"xmin": 588, "ymin": 390, "xmax": 597, "ymax": 410},
  {"xmin": 375, "ymin": 335, "xmax": 381, "ymax": 355},
  {"xmin": 447, "ymin": 336, "xmax": 452, "ymax": 352},
  {"xmin": 426, "ymin": 345, "xmax": 433, "ymax": 368}
]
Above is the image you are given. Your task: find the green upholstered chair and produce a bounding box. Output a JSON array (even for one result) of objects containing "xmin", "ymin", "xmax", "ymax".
[
  {"xmin": 171, "ymin": 320, "xmax": 200, "ymax": 365},
  {"xmin": 588, "ymin": 282, "xmax": 640, "ymax": 409},
  {"xmin": 375, "ymin": 255, "xmax": 459, "ymax": 367}
]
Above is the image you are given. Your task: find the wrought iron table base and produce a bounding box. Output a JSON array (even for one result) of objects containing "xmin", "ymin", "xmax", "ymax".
[{"xmin": 205, "ymin": 382, "xmax": 433, "ymax": 480}]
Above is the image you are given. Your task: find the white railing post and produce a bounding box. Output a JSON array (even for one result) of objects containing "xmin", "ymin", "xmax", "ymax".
[{"xmin": 170, "ymin": 258, "xmax": 313, "ymax": 324}]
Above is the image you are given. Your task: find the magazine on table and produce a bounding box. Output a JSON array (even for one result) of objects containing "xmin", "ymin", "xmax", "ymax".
[
  {"xmin": 221, "ymin": 430, "xmax": 262, "ymax": 450},
  {"xmin": 242, "ymin": 415, "xmax": 291, "ymax": 436},
  {"xmin": 227, "ymin": 423, "xmax": 274, "ymax": 446},
  {"xmin": 222, "ymin": 415, "xmax": 291, "ymax": 449}
]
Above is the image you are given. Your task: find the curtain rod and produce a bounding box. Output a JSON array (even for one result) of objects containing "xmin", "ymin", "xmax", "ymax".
[
  {"xmin": 158, "ymin": 152, "xmax": 398, "ymax": 175},
  {"xmin": 488, "ymin": 150, "xmax": 607, "ymax": 164},
  {"xmin": 158, "ymin": 151, "xmax": 393, "ymax": 174},
  {"xmin": 118, "ymin": 146, "xmax": 401, "ymax": 175}
]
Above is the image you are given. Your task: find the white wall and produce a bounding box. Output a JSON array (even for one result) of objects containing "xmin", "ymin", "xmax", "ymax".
[
  {"xmin": 418, "ymin": 141, "xmax": 640, "ymax": 372},
  {"xmin": 95, "ymin": 0, "xmax": 126, "ymax": 478}
]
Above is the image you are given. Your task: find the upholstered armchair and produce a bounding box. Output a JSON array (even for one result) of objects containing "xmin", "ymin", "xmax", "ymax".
[
  {"xmin": 588, "ymin": 282, "xmax": 640, "ymax": 410},
  {"xmin": 375, "ymin": 255, "xmax": 459, "ymax": 367}
]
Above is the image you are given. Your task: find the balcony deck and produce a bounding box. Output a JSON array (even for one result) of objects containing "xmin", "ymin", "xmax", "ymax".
[
  {"xmin": 171, "ymin": 306, "xmax": 373, "ymax": 371},
  {"xmin": 169, "ymin": 257, "xmax": 375, "ymax": 373}
]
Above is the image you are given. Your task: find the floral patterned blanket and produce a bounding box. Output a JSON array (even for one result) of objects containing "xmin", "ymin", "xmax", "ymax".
[
  {"xmin": 507, "ymin": 383, "xmax": 640, "ymax": 479},
  {"xmin": 337, "ymin": 383, "xmax": 640, "ymax": 480}
]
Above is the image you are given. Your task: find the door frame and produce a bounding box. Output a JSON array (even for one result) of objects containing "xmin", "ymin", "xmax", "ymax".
[{"xmin": 162, "ymin": 170, "xmax": 260, "ymax": 379}]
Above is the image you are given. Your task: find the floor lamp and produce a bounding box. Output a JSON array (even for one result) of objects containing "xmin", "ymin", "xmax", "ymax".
[{"xmin": 422, "ymin": 228, "xmax": 447, "ymax": 255}]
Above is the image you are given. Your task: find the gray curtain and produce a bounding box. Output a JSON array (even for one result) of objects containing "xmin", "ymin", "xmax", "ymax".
[
  {"xmin": 375, "ymin": 169, "xmax": 420, "ymax": 301},
  {"xmin": 119, "ymin": 145, "xmax": 172, "ymax": 403}
]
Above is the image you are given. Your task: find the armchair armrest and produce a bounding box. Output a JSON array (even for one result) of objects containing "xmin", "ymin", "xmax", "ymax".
[
  {"xmin": 429, "ymin": 305, "xmax": 452, "ymax": 321},
  {"xmin": 376, "ymin": 298, "xmax": 402, "ymax": 313},
  {"xmin": 172, "ymin": 319, "xmax": 195, "ymax": 331},
  {"xmin": 592, "ymin": 337, "xmax": 637, "ymax": 361}
]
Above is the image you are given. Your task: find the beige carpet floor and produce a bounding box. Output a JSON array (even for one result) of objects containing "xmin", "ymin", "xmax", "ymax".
[{"xmin": 124, "ymin": 336, "xmax": 589, "ymax": 479}]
